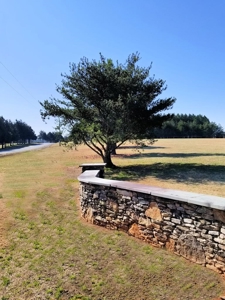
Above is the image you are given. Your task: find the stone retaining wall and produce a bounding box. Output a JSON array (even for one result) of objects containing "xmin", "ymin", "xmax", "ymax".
[{"xmin": 78, "ymin": 169, "xmax": 225, "ymax": 274}]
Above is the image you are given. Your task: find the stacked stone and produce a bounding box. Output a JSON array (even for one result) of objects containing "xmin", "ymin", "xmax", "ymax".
[{"xmin": 79, "ymin": 183, "xmax": 225, "ymax": 274}]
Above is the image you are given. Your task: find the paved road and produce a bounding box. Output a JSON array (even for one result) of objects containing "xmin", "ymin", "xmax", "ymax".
[{"xmin": 0, "ymin": 143, "xmax": 52, "ymax": 157}]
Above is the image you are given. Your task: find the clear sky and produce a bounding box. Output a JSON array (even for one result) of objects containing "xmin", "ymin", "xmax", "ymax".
[{"xmin": 1, "ymin": 0, "xmax": 225, "ymax": 135}]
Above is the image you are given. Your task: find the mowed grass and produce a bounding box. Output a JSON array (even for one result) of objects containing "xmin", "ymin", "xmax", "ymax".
[
  {"xmin": 107, "ymin": 138, "xmax": 225, "ymax": 197},
  {"xmin": 0, "ymin": 139, "xmax": 224, "ymax": 299}
]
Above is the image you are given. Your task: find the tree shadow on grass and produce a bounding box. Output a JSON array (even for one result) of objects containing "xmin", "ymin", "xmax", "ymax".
[
  {"xmin": 119, "ymin": 146, "xmax": 166, "ymax": 150},
  {"xmin": 106, "ymin": 163, "xmax": 225, "ymax": 184},
  {"xmin": 118, "ymin": 152, "xmax": 225, "ymax": 159}
]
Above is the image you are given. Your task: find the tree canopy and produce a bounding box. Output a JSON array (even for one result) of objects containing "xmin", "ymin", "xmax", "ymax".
[
  {"xmin": 154, "ymin": 114, "xmax": 225, "ymax": 138},
  {"xmin": 38, "ymin": 130, "xmax": 64, "ymax": 143},
  {"xmin": 40, "ymin": 53, "xmax": 176, "ymax": 167},
  {"xmin": 0, "ymin": 117, "xmax": 37, "ymax": 148}
]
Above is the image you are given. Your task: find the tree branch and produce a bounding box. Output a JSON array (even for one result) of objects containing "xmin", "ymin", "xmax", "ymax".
[
  {"xmin": 89, "ymin": 138, "xmax": 104, "ymax": 157},
  {"xmin": 94, "ymin": 134, "xmax": 106, "ymax": 152},
  {"xmin": 80, "ymin": 133, "xmax": 103, "ymax": 158},
  {"xmin": 83, "ymin": 139, "xmax": 103, "ymax": 158}
]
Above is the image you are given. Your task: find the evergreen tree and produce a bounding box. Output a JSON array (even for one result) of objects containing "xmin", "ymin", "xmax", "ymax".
[
  {"xmin": 40, "ymin": 53, "xmax": 176, "ymax": 167},
  {"xmin": 154, "ymin": 114, "xmax": 224, "ymax": 138}
]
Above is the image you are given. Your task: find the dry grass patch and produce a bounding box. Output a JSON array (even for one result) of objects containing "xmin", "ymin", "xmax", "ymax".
[
  {"xmin": 107, "ymin": 138, "xmax": 225, "ymax": 197},
  {"xmin": 0, "ymin": 141, "xmax": 225, "ymax": 299}
]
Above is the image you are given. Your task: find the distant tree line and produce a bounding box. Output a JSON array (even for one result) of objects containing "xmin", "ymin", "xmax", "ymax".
[
  {"xmin": 38, "ymin": 130, "xmax": 63, "ymax": 143},
  {"xmin": 154, "ymin": 114, "xmax": 224, "ymax": 138},
  {"xmin": 0, "ymin": 116, "xmax": 37, "ymax": 148}
]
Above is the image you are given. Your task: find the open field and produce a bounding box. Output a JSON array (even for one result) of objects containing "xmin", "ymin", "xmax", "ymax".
[
  {"xmin": 0, "ymin": 139, "xmax": 225, "ymax": 299},
  {"xmin": 107, "ymin": 138, "xmax": 225, "ymax": 197}
]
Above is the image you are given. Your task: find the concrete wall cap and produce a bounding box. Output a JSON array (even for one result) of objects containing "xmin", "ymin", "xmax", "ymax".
[{"xmin": 78, "ymin": 169, "xmax": 225, "ymax": 210}]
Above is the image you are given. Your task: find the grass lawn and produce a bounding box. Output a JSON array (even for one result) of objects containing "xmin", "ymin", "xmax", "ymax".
[
  {"xmin": 0, "ymin": 139, "xmax": 225, "ymax": 299},
  {"xmin": 107, "ymin": 138, "xmax": 225, "ymax": 197}
]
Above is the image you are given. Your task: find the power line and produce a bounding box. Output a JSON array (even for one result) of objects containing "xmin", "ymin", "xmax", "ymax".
[
  {"xmin": 0, "ymin": 75, "xmax": 27, "ymax": 99},
  {"xmin": 0, "ymin": 61, "xmax": 38, "ymax": 102},
  {"xmin": 0, "ymin": 76, "xmax": 39, "ymax": 109}
]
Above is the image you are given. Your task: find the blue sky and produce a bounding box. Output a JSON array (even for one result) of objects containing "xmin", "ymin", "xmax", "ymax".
[{"xmin": 1, "ymin": 0, "xmax": 225, "ymax": 135}]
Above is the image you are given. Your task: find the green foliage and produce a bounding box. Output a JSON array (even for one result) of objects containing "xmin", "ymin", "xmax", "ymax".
[
  {"xmin": 38, "ymin": 130, "xmax": 64, "ymax": 142},
  {"xmin": 154, "ymin": 114, "xmax": 225, "ymax": 138},
  {"xmin": 70, "ymin": 295, "xmax": 91, "ymax": 300},
  {"xmin": 14, "ymin": 210, "xmax": 26, "ymax": 220},
  {"xmin": 2, "ymin": 276, "xmax": 10, "ymax": 287},
  {"xmin": 14, "ymin": 190, "xmax": 26, "ymax": 199},
  {"xmin": 55, "ymin": 286, "xmax": 64, "ymax": 299},
  {"xmin": 40, "ymin": 53, "xmax": 175, "ymax": 167},
  {"xmin": 15, "ymin": 120, "xmax": 37, "ymax": 143},
  {"xmin": 0, "ymin": 116, "xmax": 37, "ymax": 148}
]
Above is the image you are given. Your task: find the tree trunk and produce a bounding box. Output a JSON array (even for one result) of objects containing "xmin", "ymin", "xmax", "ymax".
[
  {"xmin": 111, "ymin": 143, "xmax": 117, "ymax": 155},
  {"xmin": 103, "ymin": 150, "xmax": 117, "ymax": 168}
]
